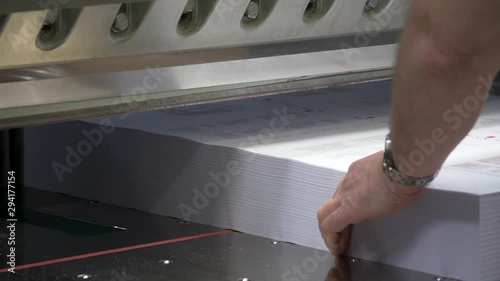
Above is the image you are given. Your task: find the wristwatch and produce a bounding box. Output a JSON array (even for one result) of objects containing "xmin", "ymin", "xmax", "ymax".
[{"xmin": 382, "ymin": 134, "xmax": 439, "ymax": 187}]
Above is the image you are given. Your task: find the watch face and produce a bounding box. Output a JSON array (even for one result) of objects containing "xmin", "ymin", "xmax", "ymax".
[{"xmin": 385, "ymin": 134, "xmax": 392, "ymax": 150}]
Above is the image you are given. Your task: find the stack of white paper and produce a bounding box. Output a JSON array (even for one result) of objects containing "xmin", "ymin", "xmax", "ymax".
[{"xmin": 25, "ymin": 81, "xmax": 500, "ymax": 280}]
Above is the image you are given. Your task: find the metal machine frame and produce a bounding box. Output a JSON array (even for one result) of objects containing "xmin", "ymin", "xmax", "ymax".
[
  {"xmin": 3, "ymin": 1, "xmax": 465, "ymax": 281},
  {"xmin": 0, "ymin": 0, "xmax": 409, "ymax": 129}
]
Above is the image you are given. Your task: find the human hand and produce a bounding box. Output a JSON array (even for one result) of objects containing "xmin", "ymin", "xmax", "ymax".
[{"xmin": 317, "ymin": 151, "xmax": 424, "ymax": 256}]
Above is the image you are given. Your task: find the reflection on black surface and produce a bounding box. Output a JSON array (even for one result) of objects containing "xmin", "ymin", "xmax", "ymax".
[
  {"xmin": 325, "ymin": 258, "xmax": 351, "ymax": 281},
  {"xmin": 0, "ymin": 188, "xmax": 441, "ymax": 281}
]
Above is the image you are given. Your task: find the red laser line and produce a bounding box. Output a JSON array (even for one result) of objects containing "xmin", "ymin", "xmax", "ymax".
[{"xmin": 0, "ymin": 229, "xmax": 233, "ymax": 273}]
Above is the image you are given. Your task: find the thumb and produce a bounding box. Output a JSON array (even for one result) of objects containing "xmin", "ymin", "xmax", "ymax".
[
  {"xmin": 322, "ymin": 198, "xmax": 357, "ymax": 233},
  {"xmin": 317, "ymin": 177, "xmax": 345, "ymax": 223},
  {"xmin": 333, "ymin": 177, "xmax": 345, "ymax": 197}
]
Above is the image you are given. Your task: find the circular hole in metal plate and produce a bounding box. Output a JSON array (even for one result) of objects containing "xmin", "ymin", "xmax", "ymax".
[
  {"xmin": 363, "ymin": 0, "xmax": 390, "ymax": 16},
  {"xmin": 303, "ymin": 0, "xmax": 335, "ymax": 23},
  {"xmin": 243, "ymin": 0, "xmax": 259, "ymax": 21}
]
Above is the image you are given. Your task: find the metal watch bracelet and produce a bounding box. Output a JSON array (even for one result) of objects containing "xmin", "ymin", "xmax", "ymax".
[{"xmin": 382, "ymin": 134, "xmax": 439, "ymax": 187}]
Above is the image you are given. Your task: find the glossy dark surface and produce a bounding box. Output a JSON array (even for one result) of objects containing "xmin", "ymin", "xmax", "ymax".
[
  {"xmin": 0, "ymin": 187, "xmax": 220, "ymax": 266},
  {"xmin": 0, "ymin": 188, "xmax": 438, "ymax": 281}
]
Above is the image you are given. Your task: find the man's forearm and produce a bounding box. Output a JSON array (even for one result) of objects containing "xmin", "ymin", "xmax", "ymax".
[
  {"xmin": 390, "ymin": 0, "xmax": 500, "ymax": 178},
  {"xmin": 318, "ymin": 0, "xmax": 500, "ymax": 256}
]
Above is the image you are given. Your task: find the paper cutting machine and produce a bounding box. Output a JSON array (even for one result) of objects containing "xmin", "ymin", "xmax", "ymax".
[{"xmin": 1, "ymin": 1, "xmax": 499, "ymax": 281}]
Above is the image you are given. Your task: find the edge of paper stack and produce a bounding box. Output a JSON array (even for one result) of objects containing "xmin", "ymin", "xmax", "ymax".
[{"xmin": 25, "ymin": 81, "xmax": 500, "ymax": 281}]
